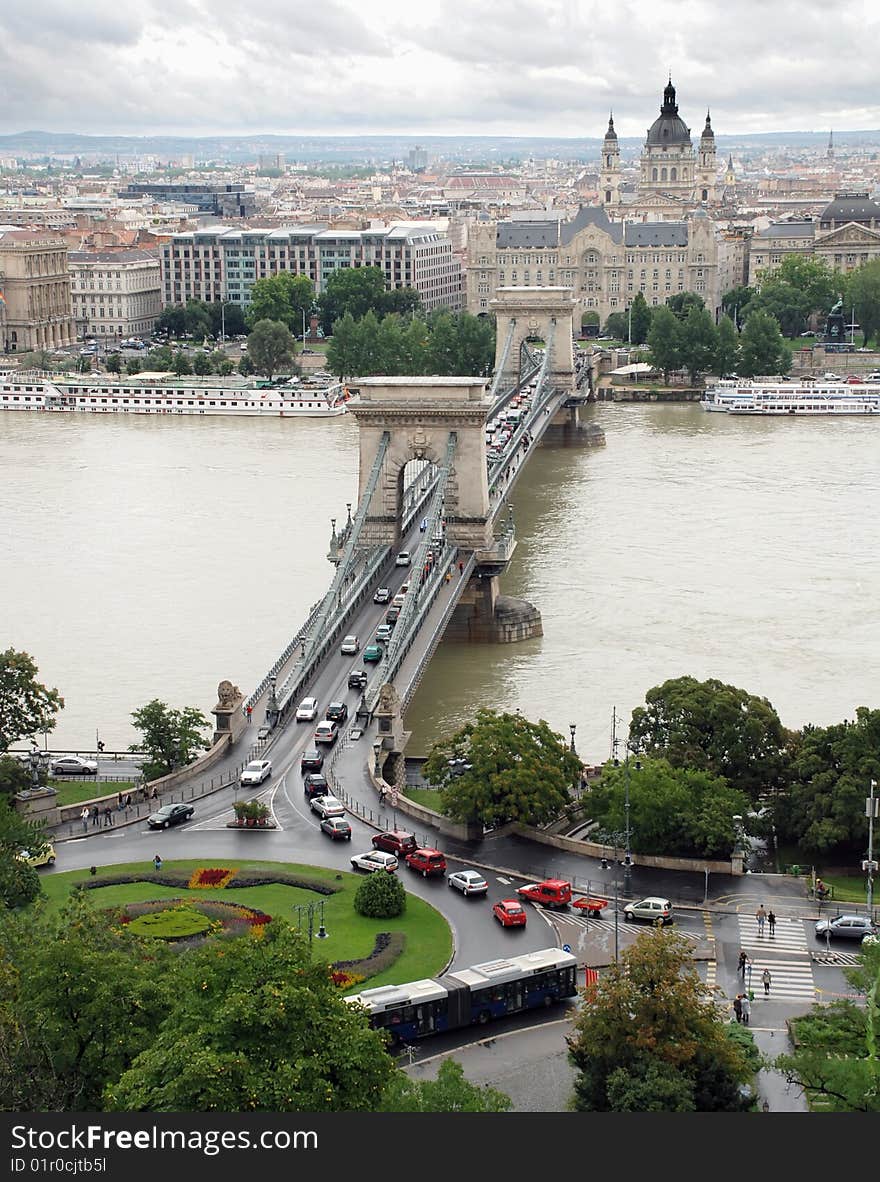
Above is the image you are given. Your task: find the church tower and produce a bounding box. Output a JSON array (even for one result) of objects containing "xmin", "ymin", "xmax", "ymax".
[
  {"xmin": 827, "ymin": 129, "xmax": 834, "ymax": 161},
  {"xmin": 724, "ymin": 154, "xmax": 735, "ymax": 187},
  {"xmin": 600, "ymin": 113, "xmax": 621, "ymax": 207},
  {"xmin": 695, "ymin": 110, "xmax": 717, "ymax": 202}
]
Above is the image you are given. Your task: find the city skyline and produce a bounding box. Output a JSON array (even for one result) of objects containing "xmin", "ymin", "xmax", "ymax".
[{"xmin": 1, "ymin": 0, "xmax": 878, "ymax": 139}]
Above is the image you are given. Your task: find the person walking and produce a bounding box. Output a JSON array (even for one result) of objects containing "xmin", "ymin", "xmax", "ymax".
[
  {"xmin": 153, "ymin": 854, "xmax": 162, "ymax": 872},
  {"xmin": 246, "ymin": 705, "xmax": 252, "ymax": 725},
  {"xmin": 756, "ymin": 904, "xmax": 767, "ymax": 935},
  {"xmin": 80, "ymin": 806, "xmax": 90, "ymax": 833},
  {"xmin": 102, "ymin": 805, "xmax": 112, "ymax": 827},
  {"xmin": 91, "ymin": 804, "xmax": 100, "ymax": 827},
  {"xmin": 740, "ymin": 993, "xmax": 751, "ymax": 1026},
  {"xmin": 733, "ymin": 994, "xmax": 743, "ymax": 1023},
  {"xmin": 738, "ymin": 950, "xmax": 749, "ymax": 978},
  {"xmin": 768, "ymin": 909, "xmax": 776, "ymax": 936},
  {"xmin": 762, "ymin": 968, "xmax": 772, "ymax": 997},
  {"xmin": 458, "ymin": 560, "xmax": 464, "ymax": 576}
]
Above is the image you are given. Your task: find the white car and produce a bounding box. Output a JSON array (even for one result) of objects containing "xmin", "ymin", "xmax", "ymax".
[
  {"xmin": 240, "ymin": 759, "xmax": 272, "ymax": 787},
  {"xmin": 314, "ymin": 720, "xmax": 339, "ymax": 745},
  {"xmin": 395, "ymin": 551, "xmax": 411, "ymax": 567},
  {"xmin": 296, "ymin": 697, "xmax": 318, "ymax": 721},
  {"xmin": 50, "ymin": 755, "xmax": 98, "ymax": 775},
  {"xmin": 340, "ymin": 634, "xmax": 359, "ymax": 655},
  {"xmin": 623, "ymin": 897, "xmax": 673, "ymax": 925},
  {"xmin": 447, "ymin": 869, "xmax": 489, "ymax": 896},
  {"xmin": 350, "ymin": 849, "xmax": 398, "ymax": 873},
  {"xmin": 310, "ymin": 795, "xmax": 345, "ymax": 819}
]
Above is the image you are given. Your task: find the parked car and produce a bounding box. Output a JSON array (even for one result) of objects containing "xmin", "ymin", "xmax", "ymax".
[
  {"xmin": 404, "ymin": 848, "xmax": 447, "ymax": 877},
  {"xmin": 303, "ymin": 772, "xmax": 329, "ymax": 799},
  {"xmin": 372, "ymin": 829, "xmax": 418, "ymax": 857},
  {"xmin": 348, "ymin": 669, "xmax": 368, "ymax": 690},
  {"xmin": 147, "ymin": 802, "xmax": 194, "ymax": 829},
  {"xmin": 447, "ymin": 869, "xmax": 489, "ymax": 896},
  {"xmin": 16, "ymin": 842, "xmax": 56, "ymax": 868},
  {"xmin": 815, "ymin": 914, "xmax": 877, "ymax": 942},
  {"xmin": 240, "ymin": 759, "xmax": 272, "ymax": 787},
  {"xmin": 373, "ymin": 587, "xmax": 391, "ymax": 604},
  {"xmin": 50, "ymin": 755, "xmax": 98, "ymax": 775},
  {"xmin": 395, "ymin": 551, "xmax": 411, "ymax": 567},
  {"xmin": 623, "ymin": 897, "xmax": 673, "ymax": 924},
  {"xmin": 375, "ymin": 623, "xmax": 394, "ymax": 643},
  {"xmin": 300, "ymin": 747, "xmax": 324, "ymax": 772},
  {"xmin": 493, "ymin": 899, "xmax": 527, "ymax": 928},
  {"xmin": 325, "ymin": 701, "xmax": 348, "ymax": 724},
  {"xmin": 340, "ymin": 634, "xmax": 359, "ymax": 655},
  {"xmin": 350, "ymin": 850, "xmax": 398, "ymax": 873},
  {"xmin": 321, "ymin": 817, "xmax": 352, "ymax": 840},
  {"xmin": 363, "ymin": 644, "xmax": 382, "ymax": 663},
  {"xmin": 296, "ymin": 697, "xmax": 319, "ymax": 722},
  {"xmin": 314, "ymin": 720, "xmax": 339, "ymax": 745},
  {"xmin": 310, "ymin": 795, "xmax": 345, "ymax": 819}
]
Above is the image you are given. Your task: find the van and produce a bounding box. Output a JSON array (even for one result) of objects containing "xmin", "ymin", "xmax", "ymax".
[{"xmin": 505, "ymin": 409, "xmax": 523, "ymax": 426}]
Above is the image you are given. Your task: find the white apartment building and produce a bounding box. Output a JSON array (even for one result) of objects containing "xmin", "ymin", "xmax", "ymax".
[
  {"xmin": 161, "ymin": 223, "xmax": 462, "ymax": 314},
  {"xmin": 68, "ymin": 249, "xmax": 162, "ymax": 340}
]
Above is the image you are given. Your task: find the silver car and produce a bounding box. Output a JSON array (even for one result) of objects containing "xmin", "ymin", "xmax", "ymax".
[
  {"xmin": 447, "ymin": 869, "xmax": 489, "ymax": 896},
  {"xmin": 815, "ymin": 914, "xmax": 877, "ymax": 942}
]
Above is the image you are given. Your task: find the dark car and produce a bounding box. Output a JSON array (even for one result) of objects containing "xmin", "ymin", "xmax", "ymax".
[
  {"xmin": 348, "ymin": 669, "xmax": 368, "ymax": 690},
  {"xmin": 372, "ymin": 829, "xmax": 418, "ymax": 857},
  {"xmin": 321, "ymin": 817, "xmax": 352, "ymax": 841},
  {"xmin": 147, "ymin": 802, "xmax": 194, "ymax": 829},
  {"xmin": 300, "ymin": 747, "xmax": 324, "ymax": 773},
  {"xmin": 303, "ymin": 772, "xmax": 329, "ymax": 799},
  {"xmin": 326, "ymin": 701, "xmax": 348, "ymax": 724},
  {"xmin": 385, "ymin": 607, "xmax": 400, "ymax": 624}
]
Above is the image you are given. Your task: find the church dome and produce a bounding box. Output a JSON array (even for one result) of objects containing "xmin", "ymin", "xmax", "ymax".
[
  {"xmin": 646, "ymin": 79, "xmax": 692, "ymax": 147},
  {"xmin": 604, "ymin": 113, "xmax": 618, "ymax": 142}
]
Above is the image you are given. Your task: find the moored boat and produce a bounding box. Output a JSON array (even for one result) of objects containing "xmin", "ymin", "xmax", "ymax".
[{"xmin": 701, "ymin": 379, "xmax": 880, "ymax": 416}]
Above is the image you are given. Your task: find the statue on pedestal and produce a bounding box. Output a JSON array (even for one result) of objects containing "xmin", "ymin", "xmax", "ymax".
[{"xmin": 823, "ymin": 296, "xmax": 846, "ymax": 346}]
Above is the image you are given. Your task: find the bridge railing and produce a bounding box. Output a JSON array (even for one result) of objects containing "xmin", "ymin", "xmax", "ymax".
[{"xmin": 399, "ymin": 551, "xmax": 477, "ymax": 714}]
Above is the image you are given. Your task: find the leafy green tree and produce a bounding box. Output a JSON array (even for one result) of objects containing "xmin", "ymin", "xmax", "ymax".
[
  {"xmin": 0, "ymin": 755, "xmax": 30, "ymax": 799},
  {"xmin": 375, "ymin": 313, "xmax": 405, "ymax": 373},
  {"xmin": 422, "ymin": 709, "xmax": 580, "ymax": 828},
  {"xmin": 586, "ymin": 755, "xmax": 749, "ymax": 859},
  {"xmin": 326, "ymin": 310, "xmax": 361, "ymax": 379},
  {"xmin": 381, "ymin": 287, "xmax": 422, "ymax": 319},
  {"xmin": 207, "ymin": 349, "xmax": 227, "ymax": 373},
  {"xmin": 0, "ymin": 800, "xmax": 50, "ymax": 908},
  {"xmin": 106, "ymin": 921, "xmax": 394, "ymax": 1111},
  {"xmin": 246, "ymin": 319, "xmax": 297, "ymax": 378},
  {"xmin": 400, "ymin": 315, "xmax": 430, "ymax": 374},
  {"xmin": 191, "ymin": 351, "xmax": 211, "ymax": 376},
  {"xmin": 628, "ymin": 292, "xmax": 652, "ymax": 345},
  {"xmin": 319, "ymin": 266, "xmax": 387, "ymax": 333},
  {"xmin": 354, "ymin": 869, "xmax": 406, "ymax": 918},
  {"xmin": 129, "ymin": 699, "xmax": 210, "ymax": 779},
  {"xmin": 581, "ymin": 310, "xmax": 600, "ymax": 329},
  {"xmin": 247, "ymin": 273, "xmax": 315, "ymax": 333},
  {"xmin": 714, "ymin": 314, "xmax": 740, "ymax": 377},
  {"xmin": 76, "ymin": 356, "xmax": 92, "ymax": 374},
  {"xmin": 183, "ymin": 299, "xmax": 211, "ymax": 342},
  {"xmin": 568, "ymin": 927, "xmax": 753, "ymax": 1111},
  {"xmin": 647, "ymin": 305, "xmax": 683, "ymax": 381},
  {"xmin": 629, "ymin": 675, "xmax": 790, "ymax": 800},
  {"xmin": 748, "ymin": 281, "xmax": 808, "ymax": 338},
  {"xmin": 156, "ymin": 304, "xmax": 186, "ymax": 338},
  {"xmin": 666, "ymin": 291, "xmax": 705, "ymax": 320},
  {"xmin": 216, "ymin": 358, "xmax": 235, "ymax": 377},
  {"xmin": 238, "ymin": 355, "xmax": 255, "ymax": 376},
  {"xmin": 172, "ymin": 350, "xmax": 191, "ymax": 377},
  {"xmin": 424, "ymin": 311, "xmax": 459, "ymax": 374},
  {"xmin": 603, "ymin": 311, "xmax": 628, "ymax": 340},
  {"xmin": 124, "ymin": 357, "xmax": 142, "ymax": 376},
  {"xmin": 774, "ymin": 256, "xmax": 839, "ymax": 319},
  {"xmin": 0, "ymin": 649, "xmax": 63, "ymax": 753},
  {"xmin": 0, "ymin": 891, "xmax": 176, "ymax": 1109},
  {"xmin": 105, "ymin": 352, "xmax": 122, "ymax": 374},
  {"xmin": 679, "ymin": 304, "xmax": 718, "ymax": 384},
  {"xmin": 146, "ymin": 345, "xmax": 173, "ymax": 371},
  {"xmin": 454, "ymin": 311, "xmax": 495, "ymax": 375},
  {"xmin": 846, "ymin": 260, "xmax": 880, "ymax": 346},
  {"xmin": 775, "ymin": 706, "xmax": 880, "ymax": 855},
  {"xmin": 737, "ymin": 309, "xmax": 791, "ymax": 378},
  {"xmin": 354, "ymin": 308, "xmax": 383, "ymax": 375},
  {"xmin": 379, "ymin": 1058, "xmax": 512, "ymax": 1112},
  {"xmin": 722, "ymin": 285, "xmax": 754, "ymax": 327}
]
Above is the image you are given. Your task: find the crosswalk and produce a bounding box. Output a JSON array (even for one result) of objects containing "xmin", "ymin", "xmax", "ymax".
[
  {"xmin": 548, "ymin": 910, "xmax": 702, "ymax": 943},
  {"xmin": 737, "ymin": 914, "xmax": 807, "ymax": 957},
  {"xmin": 736, "ymin": 914, "xmax": 816, "ymax": 1001}
]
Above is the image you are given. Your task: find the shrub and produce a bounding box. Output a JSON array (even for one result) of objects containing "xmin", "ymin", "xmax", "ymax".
[
  {"xmin": 334, "ymin": 931, "xmax": 406, "ymax": 979},
  {"xmin": 80, "ymin": 870, "xmax": 341, "ymax": 895},
  {"xmin": 354, "ymin": 872, "xmax": 406, "ymax": 918}
]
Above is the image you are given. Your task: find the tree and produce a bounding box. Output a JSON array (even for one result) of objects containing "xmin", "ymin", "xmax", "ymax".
[
  {"xmin": 748, "ymin": 281, "xmax": 808, "ymax": 338},
  {"xmin": 646, "ymin": 305, "xmax": 683, "ymax": 381},
  {"xmin": 422, "ymin": 709, "xmax": 581, "ymax": 828},
  {"xmin": 246, "ymin": 319, "xmax": 297, "ymax": 378},
  {"xmin": 172, "ymin": 350, "xmax": 191, "ymax": 377},
  {"xmin": 0, "ymin": 800, "xmax": 50, "ymax": 908},
  {"xmin": 379, "ymin": 1058, "xmax": 512, "ymax": 1112},
  {"xmin": 76, "ymin": 356, "xmax": 92, "ymax": 374},
  {"xmin": 666, "ymin": 291, "xmax": 705, "ymax": 320},
  {"xmin": 0, "ymin": 648, "xmax": 63, "ymax": 753},
  {"xmin": 319, "ymin": 266, "xmax": 387, "ymax": 333},
  {"xmin": 774, "ymin": 256, "xmax": 838, "ymax": 319},
  {"xmin": 722, "ymin": 285, "xmax": 754, "ymax": 327},
  {"xmin": 216, "ymin": 358, "xmax": 235, "ymax": 377},
  {"xmin": 737, "ymin": 309, "xmax": 790, "ymax": 378},
  {"xmin": 146, "ymin": 345, "xmax": 173, "ymax": 371},
  {"xmin": 183, "ymin": 299, "xmax": 211, "ymax": 342},
  {"xmin": 129, "ymin": 699, "xmax": 210, "ymax": 779},
  {"xmin": 714, "ymin": 314, "xmax": 739, "ymax": 377},
  {"xmin": 326, "ymin": 311, "xmax": 361, "ymax": 379},
  {"xmin": 354, "ymin": 869, "xmax": 406, "ymax": 918},
  {"xmin": 585, "ymin": 755, "xmax": 750, "ymax": 859},
  {"xmin": 124, "ymin": 357, "xmax": 142, "ymax": 376},
  {"xmin": 247, "ymin": 273, "xmax": 315, "ymax": 333},
  {"xmin": 156, "ymin": 304, "xmax": 186, "ymax": 338},
  {"xmin": 105, "ymin": 352, "xmax": 122, "ymax": 374},
  {"xmin": 628, "ymin": 675, "xmax": 790, "ymax": 801},
  {"xmin": 628, "ymin": 292, "xmax": 652, "ymax": 345},
  {"xmin": 191, "ymin": 351, "xmax": 211, "ymax": 376},
  {"xmin": 603, "ymin": 311, "xmax": 628, "ymax": 340},
  {"xmin": 568, "ymin": 927, "xmax": 753, "ymax": 1111},
  {"xmin": 380, "ymin": 287, "xmax": 422, "ymax": 319},
  {"xmin": 105, "ymin": 921, "xmax": 394, "ymax": 1111},
  {"xmin": 238, "ymin": 355, "xmax": 255, "ymax": 376},
  {"xmin": 847, "ymin": 260, "xmax": 880, "ymax": 346},
  {"xmin": 678, "ymin": 304, "xmax": 718, "ymax": 384},
  {"xmin": 0, "ymin": 755, "xmax": 30, "ymax": 799},
  {"xmin": 775, "ymin": 706, "xmax": 880, "ymax": 855}
]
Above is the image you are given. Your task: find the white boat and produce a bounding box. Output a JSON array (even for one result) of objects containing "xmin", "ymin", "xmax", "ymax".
[
  {"xmin": 0, "ymin": 373, "xmax": 350, "ymax": 417},
  {"xmin": 701, "ymin": 380, "xmax": 880, "ymax": 416}
]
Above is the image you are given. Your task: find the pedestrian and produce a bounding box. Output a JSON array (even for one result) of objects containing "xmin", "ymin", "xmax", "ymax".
[
  {"xmin": 738, "ymin": 950, "xmax": 749, "ymax": 977},
  {"xmin": 80, "ymin": 806, "xmax": 90, "ymax": 832},
  {"xmin": 445, "ymin": 570, "xmax": 451, "ymax": 584},
  {"xmin": 153, "ymin": 854, "xmax": 162, "ymax": 872},
  {"xmin": 102, "ymin": 805, "xmax": 112, "ymax": 827},
  {"xmin": 117, "ymin": 791, "xmax": 123, "ymax": 809},
  {"xmin": 762, "ymin": 968, "xmax": 771, "ymax": 997},
  {"xmin": 458, "ymin": 560, "xmax": 464, "ymax": 576},
  {"xmin": 91, "ymin": 805, "xmax": 100, "ymax": 827},
  {"xmin": 761, "ymin": 1099, "xmax": 770, "ymax": 1113},
  {"xmin": 124, "ymin": 792, "xmax": 132, "ymax": 810},
  {"xmin": 756, "ymin": 904, "xmax": 767, "ymax": 934},
  {"xmin": 246, "ymin": 705, "xmax": 252, "ymax": 724},
  {"xmin": 733, "ymin": 994, "xmax": 743, "ymax": 1023},
  {"xmin": 150, "ymin": 785, "xmax": 158, "ymax": 800},
  {"xmin": 768, "ymin": 909, "xmax": 776, "ymax": 936},
  {"xmin": 740, "ymin": 993, "xmax": 751, "ymax": 1025}
]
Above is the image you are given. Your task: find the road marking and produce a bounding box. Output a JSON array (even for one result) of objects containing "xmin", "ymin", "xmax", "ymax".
[
  {"xmin": 497, "ymin": 876, "xmax": 512, "ymax": 885},
  {"xmin": 812, "ymin": 951, "xmax": 862, "ymax": 967},
  {"xmin": 737, "ymin": 914, "xmax": 807, "ymax": 957},
  {"xmin": 550, "ymin": 913, "xmax": 703, "ymax": 942},
  {"xmin": 741, "ymin": 958, "xmax": 817, "ymax": 1002}
]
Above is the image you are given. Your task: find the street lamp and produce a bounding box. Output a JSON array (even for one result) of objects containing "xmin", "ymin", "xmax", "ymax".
[
  {"xmin": 613, "ymin": 740, "xmax": 639, "ymax": 894},
  {"xmin": 266, "ymin": 674, "xmax": 279, "ymax": 728},
  {"xmin": 864, "ymin": 779, "xmax": 878, "ymax": 911}
]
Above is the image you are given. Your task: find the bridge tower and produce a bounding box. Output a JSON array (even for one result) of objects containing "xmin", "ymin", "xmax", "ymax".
[{"xmin": 489, "ymin": 286, "xmax": 577, "ymax": 392}]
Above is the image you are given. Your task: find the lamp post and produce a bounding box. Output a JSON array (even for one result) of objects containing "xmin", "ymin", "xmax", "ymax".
[
  {"xmin": 613, "ymin": 741, "xmax": 639, "ymax": 894},
  {"xmin": 864, "ymin": 779, "xmax": 878, "ymax": 911},
  {"xmin": 569, "ymin": 723, "xmax": 579, "ymax": 796},
  {"xmin": 266, "ymin": 673, "xmax": 279, "ymax": 728}
]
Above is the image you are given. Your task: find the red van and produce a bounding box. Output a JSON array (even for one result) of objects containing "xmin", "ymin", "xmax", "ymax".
[{"xmin": 404, "ymin": 848, "xmax": 447, "ymax": 877}]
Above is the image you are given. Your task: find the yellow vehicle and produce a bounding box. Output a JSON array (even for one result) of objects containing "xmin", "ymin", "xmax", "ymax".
[{"xmin": 16, "ymin": 842, "xmax": 56, "ymax": 868}]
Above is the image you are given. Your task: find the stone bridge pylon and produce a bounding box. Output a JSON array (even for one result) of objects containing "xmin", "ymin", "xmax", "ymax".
[{"xmin": 489, "ymin": 286, "xmax": 577, "ymax": 392}]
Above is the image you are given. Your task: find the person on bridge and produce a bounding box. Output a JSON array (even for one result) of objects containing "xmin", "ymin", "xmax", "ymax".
[
  {"xmin": 458, "ymin": 560, "xmax": 464, "ymax": 576},
  {"xmin": 246, "ymin": 705, "xmax": 252, "ymax": 724},
  {"xmin": 445, "ymin": 570, "xmax": 451, "ymax": 584}
]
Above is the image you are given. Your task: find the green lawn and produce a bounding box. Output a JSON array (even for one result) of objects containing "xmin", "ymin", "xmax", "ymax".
[
  {"xmin": 815, "ymin": 875, "xmax": 872, "ymax": 905},
  {"xmin": 403, "ymin": 786, "xmax": 446, "ymax": 812},
  {"xmin": 49, "ymin": 780, "xmax": 137, "ymax": 806},
  {"xmin": 37, "ymin": 858, "xmax": 452, "ymax": 991}
]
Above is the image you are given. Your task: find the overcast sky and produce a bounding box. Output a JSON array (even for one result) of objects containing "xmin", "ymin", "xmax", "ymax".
[{"xmin": 0, "ymin": 0, "xmax": 877, "ymax": 139}]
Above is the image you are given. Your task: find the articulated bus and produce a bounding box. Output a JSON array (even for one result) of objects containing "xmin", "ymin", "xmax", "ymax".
[{"xmin": 345, "ymin": 947, "xmax": 578, "ymax": 1043}]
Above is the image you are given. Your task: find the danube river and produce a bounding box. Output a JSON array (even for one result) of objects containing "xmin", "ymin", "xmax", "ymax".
[{"xmin": 2, "ymin": 403, "xmax": 878, "ymax": 763}]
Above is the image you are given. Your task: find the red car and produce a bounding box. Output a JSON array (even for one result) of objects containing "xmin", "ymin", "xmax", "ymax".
[
  {"xmin": 492, "ymin": 899, "xmax": 527, "ymax": 928},
  {"xmin": 405, "ymin": 847, "xmax": 447, "ymax": 877}
]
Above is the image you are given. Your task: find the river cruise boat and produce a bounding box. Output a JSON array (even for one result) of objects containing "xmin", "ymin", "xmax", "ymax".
[
  {"xmin": 0, "ymin": 373, "xmax": 350, "ymax": 417},
  {"xmin": 701, "ymin": 380, "xmax": 880, "ymax": 416}
]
